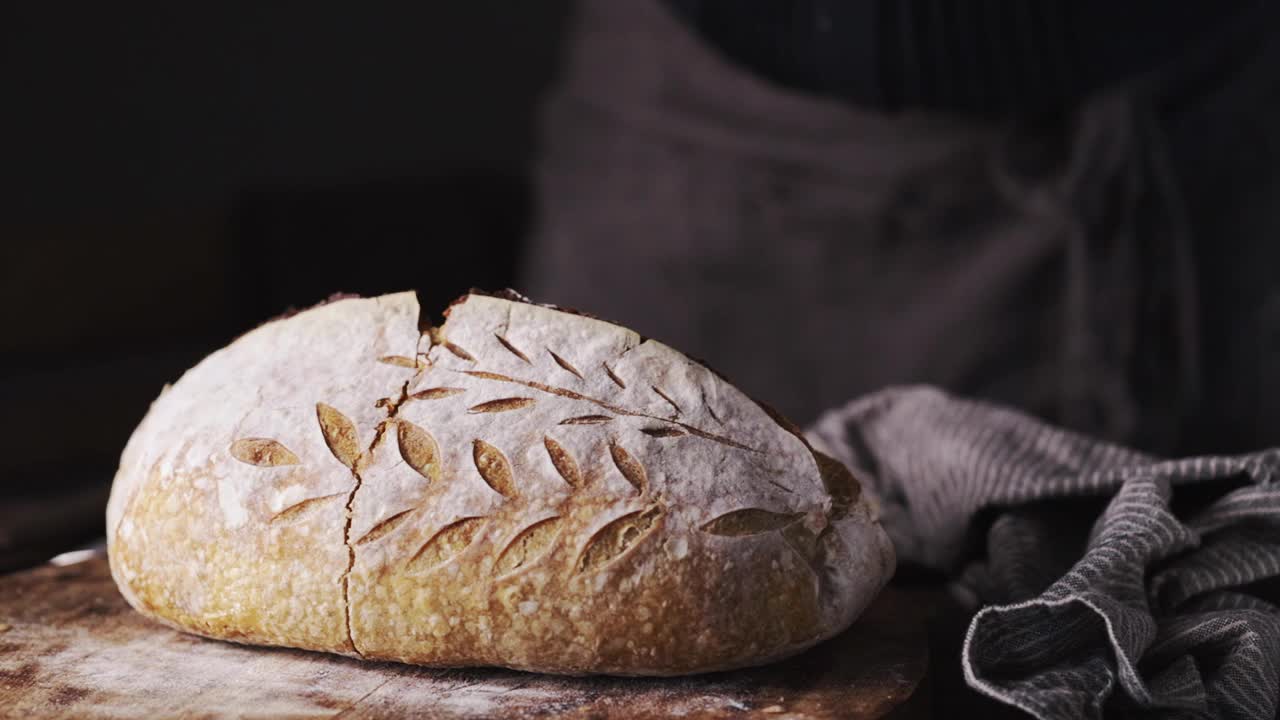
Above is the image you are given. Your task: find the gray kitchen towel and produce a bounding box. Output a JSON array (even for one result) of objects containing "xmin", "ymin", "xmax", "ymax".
[{"xmin": 809, "ymin": 386, "xmax": 1280, "ymax": 719}]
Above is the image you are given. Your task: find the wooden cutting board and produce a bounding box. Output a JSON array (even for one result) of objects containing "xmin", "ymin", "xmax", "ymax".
[{"xmin": 0, "ymin": 552, "xmax": 927, "ymax": 719}]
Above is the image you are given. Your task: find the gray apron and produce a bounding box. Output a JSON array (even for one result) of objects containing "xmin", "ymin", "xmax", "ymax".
[{"xmin": 521, "ymin": 0, "xmax": 1280, "ymax": 454}]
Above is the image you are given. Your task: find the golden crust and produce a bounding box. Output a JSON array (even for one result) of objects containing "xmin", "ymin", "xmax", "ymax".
[
  {"xmin": 107, "ymin": 292, "xmax": 893, "ymax": 675},
  {"xmin": 110, "ymin": 462, "xmax": 354, "ymax": 654}
]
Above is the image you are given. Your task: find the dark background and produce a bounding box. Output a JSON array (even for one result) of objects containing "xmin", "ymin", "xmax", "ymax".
[{"xmin": 1, "ymin": 3, "xmax": 571, "ymax": 532}]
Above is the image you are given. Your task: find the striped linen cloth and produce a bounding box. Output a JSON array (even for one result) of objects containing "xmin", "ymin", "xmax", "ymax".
[{"xmin": 808, "ymin": 386, "xmax": 1280, "ymax": 719}]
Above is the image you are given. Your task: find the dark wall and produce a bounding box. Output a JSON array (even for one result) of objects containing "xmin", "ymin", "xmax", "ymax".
[
  {"xmin": 0, "ymin": 3, "xmax": 571, "ymax": 557},
  {"xmin": 5, "ymin": 2, "xmax": 568, "ymax": 216}
]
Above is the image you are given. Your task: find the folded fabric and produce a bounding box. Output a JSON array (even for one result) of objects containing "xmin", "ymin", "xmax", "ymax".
[{"xmin": 808, "ymin": 386, "xmax": 1280, "ymax": 720}]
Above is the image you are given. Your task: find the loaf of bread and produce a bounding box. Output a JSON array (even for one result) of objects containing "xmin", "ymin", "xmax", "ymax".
[{"xmin": 106, "ymin": 291, "xmax": 893, "ymax": 675}]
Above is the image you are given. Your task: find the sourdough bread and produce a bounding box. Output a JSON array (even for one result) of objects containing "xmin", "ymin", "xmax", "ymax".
[{"xmin": 107, "ymin": 291, "xmax": 893, "ymax": 675}]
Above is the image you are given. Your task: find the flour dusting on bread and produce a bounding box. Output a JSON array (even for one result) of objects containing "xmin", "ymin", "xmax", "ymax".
[{"xmin": 107, "ymin": 291, "xmax": 893, "ymax": 675}]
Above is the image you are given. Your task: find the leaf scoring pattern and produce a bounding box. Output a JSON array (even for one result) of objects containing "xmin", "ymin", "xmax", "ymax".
[
  {"xmin": 290, "ymin": 304, "xmax": 798, "ymax": 597},
  {"xmin": 548, "ymin": 349, "xmax": 584, "ymax": 380},
  {"xmin": 473, "ymin": 439, "xmax": 517, "ymax": 498},
  {"xmin": 701, "ymin": 508, "xmax": 801, "ymax": 536},
  {"xmin": 229, "ymin": 438, "xmax": 300, "ymax": 467},
  {"xmin": 271, "ymin": 492, "xmax": 346, "ymax": 523},
  {"xmin": 460, "ymin": 366, "xmax": 758, "ymax": 452},
  {"xmin": 578, "ymin": 505, "xmax": 663, "ymax": 573},
  {"xmin": 701, "ymin": 388, "xmax": 724, "ymax": 425},
  {"xmin": 652, "ymin": 386, "xmax": 682, "ymax": 415},
  {"xmin": 397, "ymin": 420, "xmax": 442, "ymax": 482},
  {"xmin": 543, "ymin": 436, "xmax": 582, "ymax": 488},
  {"xmin": 608, "ymin": 440, "xmax": 647, "ymax": 494},
  {"xmin": 464, "ymin": 370, "xmax": 512, "ymax": 381},
  {"xmin": 640, "ymin": 426, "xmax": 686, "ymax": 438},
  {"xmin": 408, "ymin": 517, "xmax": 486, "ymax": 570},
  {"xmin": 444, "ymin": 341, "xmax": 475, "ymax": 361},
  {"xmin": 494, "ymin": 334, "xmax": 531, "ymax": 363},
  {"xmin": 378, "ymin": 355, "xmax": 419, "ymax": 368},
  {"xmin": 410, "ymin": 387, "xmax": 466, "ymax": 401},
  {"xmin": 494, "ymin": 516, "xmax": 564, "ymax": 575},
  {"xmin": 559, "ymin": 415, "xmax": 612, "ymax": 425},
  {"xmin": 602, "ymin": 362, "xmax": 626, "ymax": 389},
  {"xmin": 468, "ymin": 397, "xmax": 536, "ymax": 414},
  {"xmin": 355, "ymin": 508, "xmax": 416, "ymax": 545},
  {"xmin": 316, "ymin": 403, "xmax": 361, "ymax": 469}
]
